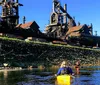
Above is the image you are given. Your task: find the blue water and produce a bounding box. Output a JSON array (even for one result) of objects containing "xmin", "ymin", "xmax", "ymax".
[
  {"xmin": 0, "ymin": 66, "xmax": 100, "ymax": 85},
  {"xmin": 72, "ymin": 66, "xmax": 100, "ymax": 85},
  {"xmin": 72, "ymin": 71, "xmax": 100, "ymax": 85}
]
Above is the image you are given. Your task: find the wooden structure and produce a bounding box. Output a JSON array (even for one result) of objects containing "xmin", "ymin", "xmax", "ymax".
[
  {"xmin": 0, "ymin": 0, "xmax": 23, "ymax": 27},
  {"xmin": 45, "ymin": 0, "xmax": 76, "ymax": 38},
  {"xmin": 16, "ymin": 21, "xmax": 43, "ymax": 37},
  {"xmin": 44, "ymin": 0, "xmax": 100, "ymax": 47}
]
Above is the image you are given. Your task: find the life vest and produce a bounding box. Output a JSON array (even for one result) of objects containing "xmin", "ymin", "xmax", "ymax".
[{"xmin": 61, "ymin": 67, "xmax": 69, "ymax": 75}]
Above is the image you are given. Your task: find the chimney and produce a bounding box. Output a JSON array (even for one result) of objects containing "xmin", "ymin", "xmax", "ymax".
[
  {"xmin": 90, "ymin": 23, "xmax": 93, "ymax": 35},
  {"xmin": 78, "ymin": 22, "xmax": 80, "ymax": 26},
  {"xmin": 15, "ymin": 0, "xmax": 19, "ymax": 25},
  {"xmin": 95, "ymin": 31, "xmax": 97, "ymax": 36},
  {"xmin": 23, "ymin": 16, "xmax": 26, "ymax": 24},
  {"xmin": 63, "ymin": 4, "xmax": 67, "ymax": 24},
  {"xmin": 52, "ymin": 0, "xmax": 55, "ymax": 12},
  {"xmin": 64, "ymin": 4, "xmax": 67, "ymax": 11}
]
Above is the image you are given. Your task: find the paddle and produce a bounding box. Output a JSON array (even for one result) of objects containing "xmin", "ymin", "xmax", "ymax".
[{"xmin": 71, "ymin": 75, "xmax": 75, "ymax": 79}]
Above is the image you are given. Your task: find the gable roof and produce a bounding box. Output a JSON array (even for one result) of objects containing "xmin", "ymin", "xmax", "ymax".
[
  {"xmin": 16, "ymin": 21, "xmax": 39, "ymax": 29},
  {"xmin": 16, "ymin": 22, "xmax": 33, "ymax": 29},
  {"xmin": 66, "ymin": 25, "xmax": 83, "ymax": 35}
]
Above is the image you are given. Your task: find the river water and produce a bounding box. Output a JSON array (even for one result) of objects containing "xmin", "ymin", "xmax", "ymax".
[{"xmin": 0, "ymin": 66, "xmax": 100, "ymax": 85}]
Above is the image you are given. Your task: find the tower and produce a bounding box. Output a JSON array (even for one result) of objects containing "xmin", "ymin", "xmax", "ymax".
[
  {"xmin": 45, "ymin": 0, "xmax": 68, "ymax": 38},
  {"xmin": 0, "ymin": 0, "xmax": 23, "ymax": 27},
  {"xmin": 50, "ymin": 0, "xmax": 65, "ymax": 25}
]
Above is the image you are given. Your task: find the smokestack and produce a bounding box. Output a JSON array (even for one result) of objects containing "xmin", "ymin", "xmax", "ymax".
[
  {"xmin": 16, "ymin": 0, "xmax": 19, "ymax": 25},
  {"xmin": 63, "ymin": 4, "xmax": 67, "ymax": 24},
  {"xmin": 53, "ymin": 0, "xmax": 55, "ymax": 12},
  {"xmin": 64, "ymin": 4, "xmax": 67, "ymax": 11},
  {"xmin": 90, "ymin": 23, "xmax": 93, "ymax": 35},
  {"xmin": 95, "ymin": 31, "xmax": 97, "ymax": 36},
  {"xmin": 23, "ymin": 16, "xmax": 26, "ymax": 24},
  {"xmin": 78, "ymin": 22, "xmax": 80, "ymax": 26}
]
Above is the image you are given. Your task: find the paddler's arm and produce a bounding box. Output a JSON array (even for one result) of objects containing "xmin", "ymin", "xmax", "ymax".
[
  {"xmin": 55, "ymin": 68, "xmax": 62, "ymax": 76},
  {"xmin": 68, "ymin": 67, "xmax": 74, "ymax": 75}
]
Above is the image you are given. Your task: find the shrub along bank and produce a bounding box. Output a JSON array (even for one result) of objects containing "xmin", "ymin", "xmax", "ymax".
[{"xmin": 0, "ymin": 37, "xmax": 100, "ymax": 68}]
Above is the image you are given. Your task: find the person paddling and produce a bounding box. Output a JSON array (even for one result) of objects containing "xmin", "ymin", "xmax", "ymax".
[
  {"xmin": 75, "ymin": 60, "xmax": 81, "ymax": 75},
  {"xmin": 55, "ymin": 61, "xmax": 74, "ymax": 76}
]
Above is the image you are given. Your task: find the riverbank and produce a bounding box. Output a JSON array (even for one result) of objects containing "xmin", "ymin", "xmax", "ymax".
[
  {"xmin": 0, "ymin": 67, "xmax": 23, "ymax": 71},
  {"xmin": 0, "ymin": 37, "xmax": 100, "ymax": 67}
]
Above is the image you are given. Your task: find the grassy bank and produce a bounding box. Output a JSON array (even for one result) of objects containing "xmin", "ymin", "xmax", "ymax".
[{"xmin": 0, "ymin": 37, "xmax": 100, "ymax": 68}]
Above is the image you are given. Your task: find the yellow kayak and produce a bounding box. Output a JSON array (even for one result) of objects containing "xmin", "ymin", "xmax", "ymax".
[{"xmin": 56, "ymin": 75, "xmax": 72, "ymax": 85}]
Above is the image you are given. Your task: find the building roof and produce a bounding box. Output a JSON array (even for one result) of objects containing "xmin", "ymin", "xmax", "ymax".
[
  {"xmin": 16, "ymin": 22, "xmax": 32, "ymax": 29},
  {"xmin": 66, "ymin": 25, "xmax": 83, "ymax": 35},
  {"xmin": 16, "ymin": 21, "xmax": 39, "ymax": 29}
]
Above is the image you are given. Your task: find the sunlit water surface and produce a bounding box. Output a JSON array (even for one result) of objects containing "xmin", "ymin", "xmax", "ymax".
[{"xmin": 0, "ymin": 66, "xmax": 100, "ymax": 85}]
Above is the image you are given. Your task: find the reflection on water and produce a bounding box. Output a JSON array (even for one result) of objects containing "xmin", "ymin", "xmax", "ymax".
[
  {"xmin": 0, "ymin": 66, "xmax": 100, "ymax": 85},
  {"xmin": 4, "ymin": 70, "xmax": 8, "ymax": 79}
]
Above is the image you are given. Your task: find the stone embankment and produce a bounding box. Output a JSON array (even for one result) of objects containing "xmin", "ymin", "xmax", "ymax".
[{"xmin": 0, "ymin": 37, "xmax": 100, "ymax": 68}]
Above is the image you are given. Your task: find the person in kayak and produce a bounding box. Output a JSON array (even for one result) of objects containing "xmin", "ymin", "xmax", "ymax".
[
  {"xmin": 55, "ymin": 61, "xmax": 74, "ymax": 76},
  {"xmin": 75, "ymin": 60, "xmax": 81, "ymax": 75}
]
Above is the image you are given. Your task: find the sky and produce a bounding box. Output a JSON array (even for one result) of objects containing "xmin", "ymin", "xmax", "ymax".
[{"xmin": 1, "ymin": 0, "xmax": 100, "ymax": 35}]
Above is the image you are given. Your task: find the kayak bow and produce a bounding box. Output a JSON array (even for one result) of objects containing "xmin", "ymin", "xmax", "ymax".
[{"xmin": 56, "ymin": 74, "xmax": 74, "ymax": 85}]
